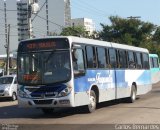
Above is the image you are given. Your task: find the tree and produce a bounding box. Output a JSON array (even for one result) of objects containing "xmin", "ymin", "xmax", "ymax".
[
  {"xmin": 99, "ymin": 16, "xmax": 156, "ymax": 47},
  {"xmin": 60, "ymin": 26, "xmax": 89, "ymax": 38},
  {"xmin": 153, "ymin": 26, "xmax": 160, "ymax": 44}
]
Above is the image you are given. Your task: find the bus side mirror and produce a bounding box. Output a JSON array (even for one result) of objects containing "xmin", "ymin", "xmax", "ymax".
[{"xmin": 74, "ymin": 70, "xmax": 85, "ymax": 77}]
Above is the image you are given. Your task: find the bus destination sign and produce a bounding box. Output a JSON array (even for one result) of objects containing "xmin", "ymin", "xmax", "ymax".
[
  {"xmin": 18, "ymin": 38, "xmax": 69, "ymax": 52},
  {"xmin": 26, "ymin": 41, "xmax": 56, "ymax": 50}
]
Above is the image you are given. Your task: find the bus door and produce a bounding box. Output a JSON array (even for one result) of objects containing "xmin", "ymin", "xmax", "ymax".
[
  {"xmin": 108, "ymin": 48, "xmax": 117, "ymax": 100},
  {"xmin": 71, "ymin": 47, "xmax": 87, "ymax": 106},
  {"xmin": 115, "ymin": 50, "xmax": 129, "ymax": 99}
]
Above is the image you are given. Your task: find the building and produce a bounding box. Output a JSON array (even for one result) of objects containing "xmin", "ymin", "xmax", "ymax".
[
  {"xmin": 49, "ymin": 0, "xmax": 71, "ymax": 34},
  {"xmin": 64, "ymin": 0, "xmax": 71, "ymax": 27},
  {"xmin": 71, "ymin": 18, "xmax": 95, "ymax": 35},
  {"xmin": 17, "ymin": 0, "xmax": 30, "ymax": 41},
  {"xmin": 17, "ymin": 0, "xmax": 71, "ymax": 39},
  {"xmin": 34, "ymin": 0, "xmax": 71, "ymax": 35}
]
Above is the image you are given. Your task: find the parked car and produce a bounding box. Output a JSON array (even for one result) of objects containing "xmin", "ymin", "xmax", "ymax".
[{"xmin": 0, "ymin": 75, "xmax": 17, "ymax": 101}]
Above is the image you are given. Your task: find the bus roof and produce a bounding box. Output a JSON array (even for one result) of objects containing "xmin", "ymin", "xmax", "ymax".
[
  {"xmin": 19, "ymin": 36, "xmax": 149, "ymax": 53},
  {"xmin": 68, "ymin": 36, "xmax": 149, "ymax": 53},
  {"xmin": 149, "ymin": 54, "xmax": 159, "ymax": 58}
]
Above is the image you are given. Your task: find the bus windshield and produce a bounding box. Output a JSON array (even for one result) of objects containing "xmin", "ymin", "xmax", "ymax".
[{"xmin": 18, "ymin": 50, "xmax": 71, "ymax": 85}]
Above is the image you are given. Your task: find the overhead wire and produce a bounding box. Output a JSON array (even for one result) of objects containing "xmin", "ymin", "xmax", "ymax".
[
  {"xmin": 32, "ymin": 1, "xmax": 47, "ymax": 22},
  {"xmin": 71, "ymin": 1, "xmax": 109, "ymax": 18},
  {"xmin": 36, "ymin": 15, "xmax": 64, "ymax": 28}
]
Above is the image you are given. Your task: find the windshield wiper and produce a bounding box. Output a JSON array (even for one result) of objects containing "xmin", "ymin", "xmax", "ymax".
[{"xmin": 45, "ymin": 50, "xmax": 56, "ymax": 63}]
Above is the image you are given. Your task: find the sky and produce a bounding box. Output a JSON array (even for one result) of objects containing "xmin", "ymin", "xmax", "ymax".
[
  {"xmin": 71, "ymin": 0, "xmax": 160, "ymax": 29},
  {"xmin": 0, "ymin": 0, "xmax": 160, "ymax": 54}
]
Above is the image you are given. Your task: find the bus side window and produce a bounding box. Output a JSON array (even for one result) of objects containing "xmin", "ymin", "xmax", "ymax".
[
  {"xmin": 97, "ymin": 47, "xmax": 107, "ymax": 68},
  {"xmin": 108, "ymin": 48, "xmax": 117, "ymax": 68},
  {"xmin": 118, "ymin": 50, "xmax": 127, "ymax": 68},
  {"xmin": 142, "ymin": 53, "xmax": 150, "ymax": 69},
  {"xmin": 153, "ymin": 57, "xmax": 159, "ymax": 68},
  {"xmin": 128, "ymin": 51, "xmax": 136, "ymax": 69},
  {"xmin": 136, "ymin": 52, "xmax": 142, "ymax": 69},
  {"xmin": 72, "ymin": 49, "xmax": 85, "ymax": 72},
  {"xmin": 150, "ymin": 57, "xmax": 154, "ymax": 68},
  {"xmin": 86, "ymin": 46, "xmax": 97, "ymax": 68}
]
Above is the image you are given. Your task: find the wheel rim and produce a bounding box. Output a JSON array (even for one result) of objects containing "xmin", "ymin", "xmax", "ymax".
[
  {"xmin": 132, "ymin": 90, "xmax": 136, "ymax": 101},
  {"xmin": 89, "ymin": 95, "xmax": 96, "ymax": 111}
]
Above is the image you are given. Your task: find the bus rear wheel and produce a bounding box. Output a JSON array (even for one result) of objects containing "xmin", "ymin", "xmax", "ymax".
[
  {"xmin": 128, "ymin": 85, "xmax": 137, "ymax": 103},
  {"xmin": 87, "ymin": 90, "xmax": 97, "ymax": 113}
]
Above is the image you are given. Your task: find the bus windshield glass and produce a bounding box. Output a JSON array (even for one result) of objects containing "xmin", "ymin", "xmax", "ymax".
[{"xmin": 17, "ymin": 38, "xmax": 71, "ymax": 85}]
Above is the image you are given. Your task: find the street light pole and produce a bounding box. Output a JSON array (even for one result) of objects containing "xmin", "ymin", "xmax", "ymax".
[{"xmin": 6, "ymin": 24, "xmax": 10, "ymax": 75}]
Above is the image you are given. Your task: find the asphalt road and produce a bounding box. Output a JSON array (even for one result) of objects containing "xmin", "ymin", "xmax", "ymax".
[{"xmin": 1, "ymin": 83, "xmax": 160, "ymax": 130}]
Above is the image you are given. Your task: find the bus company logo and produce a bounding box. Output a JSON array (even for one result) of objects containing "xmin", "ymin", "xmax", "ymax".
[
  {"xmin": 41, "ymin": 93, "xmax": 45, "ymax": 98},
  {"xmin": 88, "ymin": 73, "xmax": 113, "ymax": 84}
]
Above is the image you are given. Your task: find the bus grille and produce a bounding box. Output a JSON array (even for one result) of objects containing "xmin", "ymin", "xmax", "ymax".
[
  {"xmin": 31, "ymin": 93, "xmax": 56, "ymax": 98},
  {"xmin": 33, "ymin": 99, "xmax": 53, "ymax": 105}
]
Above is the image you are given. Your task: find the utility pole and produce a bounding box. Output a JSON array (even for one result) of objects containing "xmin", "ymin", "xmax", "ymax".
[
  {"xmin": 6, "ymin": 24, "xmax": 10, "ymax": 75},
  {"xmin": 28, "ymin": 0, "xmax": 33, "ymax": 39},
  {"xmin": 46, "ymin": 0, "xmax": 49, "ymax": 36},
  {"xmin": 4, "ymin": 0, "xmax": 7, "ymax": 51},
  {"xmin": 4, "ymin": 0, "xmax": 9, "ymax": 75}
]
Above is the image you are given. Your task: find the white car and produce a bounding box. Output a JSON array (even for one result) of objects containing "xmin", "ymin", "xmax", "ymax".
[{"xmin": 0, "ymin": 75, "xmax": 17, "ymax": 101}]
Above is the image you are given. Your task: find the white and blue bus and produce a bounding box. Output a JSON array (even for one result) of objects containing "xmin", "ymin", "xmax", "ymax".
[
  {"xmin": 149, "ymin": 54, "xmax": 160, "ymax": 84},
  {"xmin": 17, "ymin": 36, "xmax": 152, "ymax": 113}
]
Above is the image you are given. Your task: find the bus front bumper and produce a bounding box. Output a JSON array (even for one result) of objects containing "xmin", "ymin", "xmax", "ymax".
[{"xmin": 18, "ymin": 96, "xmax": 73, "ymax": 108}]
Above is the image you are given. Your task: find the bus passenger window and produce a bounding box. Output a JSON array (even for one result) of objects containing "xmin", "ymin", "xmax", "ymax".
[
  {"xmin": 97, "ymin": 47, "xmax": 107, "ymax": 68},
  {"xmin": 86, "ymin": 46, "xmax": 97, "ymax": 68},
  {"xmin": 128, "ymin": 51, "xmax": 136, "ymax": 69},
  {"xmin": 153, "ymin": 57, "xmax": 159, "ymax": 68},
  {"xmin": 136, "ymin": 52, "xmax": 142, "ymax": 69},
  {"xmin": 118, "ymin": 50, "xmax": 127, "ymax": 68},
  {"xmin": 142, "ymin": 53, "xmax": 149, "ymax": 69},
  {"xmin": 108, "ymin": 48, "xmax": 117, "ymax": 68},
  {"xmin": 72, "ymin": 49, "xmax": 85, "ymax": 72}
]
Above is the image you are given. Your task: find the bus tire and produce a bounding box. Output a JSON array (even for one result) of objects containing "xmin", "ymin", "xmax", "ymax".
[
  {"xmin": 11, "ymin": 92, "xmax": 17, "ymax": 101},
  {"xmin": 128, "ymin": 85, "xmax": 137, "ymax": 103},
  {"xmin": 41, "ymin": 108, "xmax": 54, "ymax": 115},
  {"xmin": 87, "ymin": 90, "xmax": 97, "ymax": 113}
]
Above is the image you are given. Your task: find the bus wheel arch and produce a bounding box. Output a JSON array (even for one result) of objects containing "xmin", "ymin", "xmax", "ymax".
[
  {"xmin": 128, "ymin": 82, "xmax": 137, "ymax": 103},
  {"xmin": 132, "ymin": 82, "xmax": 137, "ymax": 92},
  {"xmin": 91, "ymin": 85, "xmax": 99, "ymax": 103},
  {"xmin": 86, "ymin": 85, "xmax": 99, "ymax": 113}
]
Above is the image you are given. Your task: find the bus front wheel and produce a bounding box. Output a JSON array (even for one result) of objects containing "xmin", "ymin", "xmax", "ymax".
[{"xmin": 87, "ymin": 90, "xmax": 97, "ymax": 113}]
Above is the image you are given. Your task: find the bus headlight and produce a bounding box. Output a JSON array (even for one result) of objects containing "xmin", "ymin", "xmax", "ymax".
[
  {"xmin": 58, "ymin": 87, "xmax": 72, "ymax": 97},
  {"xmin": 18, "ymin": 90, "xmax": 29, "ymax": 98}
]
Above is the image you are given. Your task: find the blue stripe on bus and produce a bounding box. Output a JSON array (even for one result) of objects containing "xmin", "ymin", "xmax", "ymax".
[
  {"xmin": 30, "ymin": 84, "xmax": 67, "ymax": 96},
  {"xmin": 74, "ymin": 70, "xmax": 151, "ymax": 92}
]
